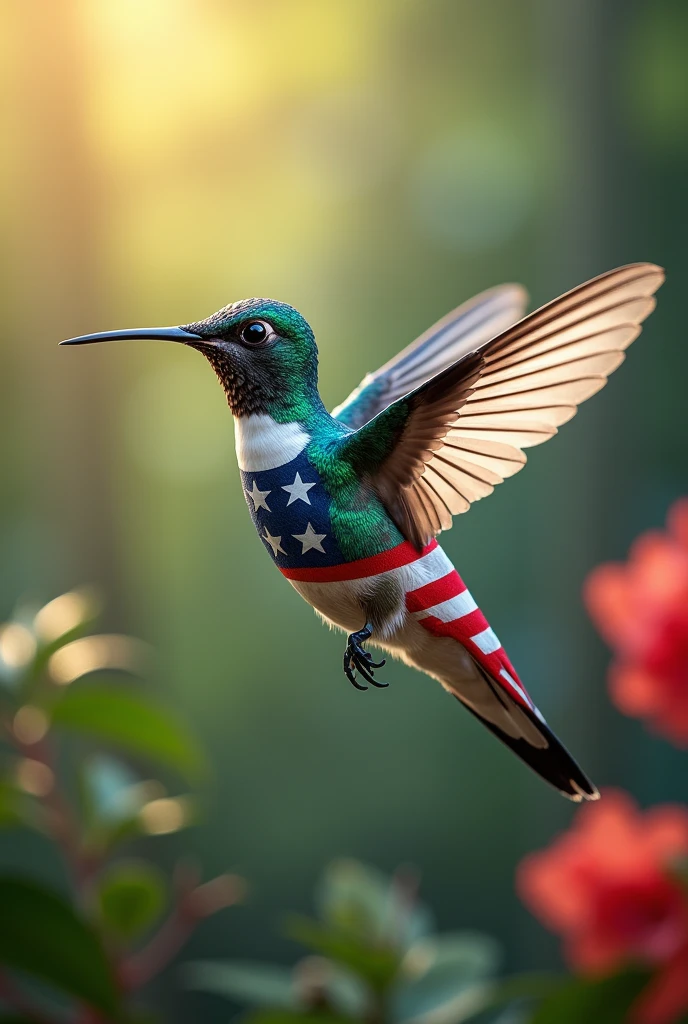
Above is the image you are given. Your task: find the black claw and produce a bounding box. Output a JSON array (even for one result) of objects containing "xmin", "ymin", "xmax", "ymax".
[
  {"xmin": 352, "ymin": 654, "xmax": 379, "ymax": 687},
  {"xmin": 353, "ymin": 651, "xmax": 388, "ymax": 688},
  {"xmin": 343, "ymin": 624, "xmax": 389, "ymax": 690},
  {"xmin": 344, "ymin": 651, "xmax": 368, "ymax": 690},
  {"xmin": 367, "ymin": 656, "xmax": 387, "ymax": 669}
]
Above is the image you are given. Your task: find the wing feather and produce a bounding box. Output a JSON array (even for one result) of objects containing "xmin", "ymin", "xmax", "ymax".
[
  {"xmin": 352, "ymin": 264, "xmax": 663, "ymax": 547},
  {"xmin": 332, "ymin": 284, "xmax": 528, "ymax": 429}
]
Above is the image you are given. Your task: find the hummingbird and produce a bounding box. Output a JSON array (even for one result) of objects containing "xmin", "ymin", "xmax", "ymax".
[{"xmin": 61, "ymin": 263, "xmax": 664, "ymax": 801}]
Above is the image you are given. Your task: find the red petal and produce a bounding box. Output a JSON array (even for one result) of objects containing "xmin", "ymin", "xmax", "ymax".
[
  {"xmin": 609, "ymin": 663, "xmax": 665, "ymax": 716},
  {"xmin": 584, "ymin": 564, "xmax": 635, "ymax": 647},
  {"xmin": 631, "ymin": 944, "xmax": 688, "ymax": 1024}
]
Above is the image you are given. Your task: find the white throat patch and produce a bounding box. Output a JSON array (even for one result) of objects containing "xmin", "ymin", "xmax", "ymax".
[{"xmin": 234, "ymin": 414, "xmax": 310, "ymax": 472}]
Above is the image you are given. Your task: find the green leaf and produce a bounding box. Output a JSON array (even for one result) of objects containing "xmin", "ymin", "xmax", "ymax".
[
  {"xmin": 0, "ymin": 1018, "xmax": 49, "ymax": 1023},
  {"xmin": 528, "ymin": 968, "xmax": 652, "ymax": 1024},
  {"xmin": 243, "ymin": 1013, "xmax": 352, "ymax": 1024},
  {"xmin": 51, "ymin": 684, "xmax": 206, "ymax": 781},
  {"xmin": 98, "ymin": 860, "xmax": 166, "ymax": 941},
  {"xmin": 185, "ymin": 959, "xmax": 369, "ymax": 1019},
  {"xmin": 185, "ymin": 961, "xmax": 298, "ymax": 1008},
  {"xmin": 394, "ymin": 932, "xmax": 501, "ymax": 1023},
  {"xmin": 437, "ymin": 972, "xmax": 561, "ymax": 1024},
  {"xmin": 318, "ymin": 860, "xmax": 432, "ymax": 951},
  {"xmin": 0, "ymin": 782, "xmax": 29, "ymax": 830},
  {"xmin": 0, "ymin": 876, "xmax": 120, "ymax": 1015},
  {"xmin": 286, "ymin": 915, "xmax": 400, "ymax": 993}
]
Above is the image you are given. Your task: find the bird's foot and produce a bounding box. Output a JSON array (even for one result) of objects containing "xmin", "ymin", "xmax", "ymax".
[{"xmin": 343, "ymin": 624, "xmax": 388, "ymax": 691}]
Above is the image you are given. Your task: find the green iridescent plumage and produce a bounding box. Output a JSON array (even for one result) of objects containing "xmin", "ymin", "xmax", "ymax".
[
  {"xmin": 306, "ymin": 434, "xmax": 404, "ymax": 562},
  {"xmin": 185, "ymin": 298, "xmax": 409, "ymax": 561}
]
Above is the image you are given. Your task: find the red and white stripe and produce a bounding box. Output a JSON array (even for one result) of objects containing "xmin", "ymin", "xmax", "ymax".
[{"xmin": 281, "ymin": 538, "xmax": 535, "ymax": 711}]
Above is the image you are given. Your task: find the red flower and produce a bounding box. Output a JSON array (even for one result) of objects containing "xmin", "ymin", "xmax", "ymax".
[
  {"xmin": 632, "ymin": 943, "xmax": 688, "ymax": 1024},
  {"xmin": 517, "ymin": 790, "xmax": 688, "ymax": 1023},
  {"xmin": 584, "ymin": 499, "xmax": 688, "ymax": 745}
]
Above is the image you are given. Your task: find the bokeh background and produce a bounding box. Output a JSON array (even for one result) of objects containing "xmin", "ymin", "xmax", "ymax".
[{"xmin": 1, "ymin": 0, "xmax": 687, "ymax": 1019}]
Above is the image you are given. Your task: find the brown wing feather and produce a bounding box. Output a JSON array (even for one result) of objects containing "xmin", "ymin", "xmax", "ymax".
[
  {"xmin": 369, "ymin": 353, "xmax": 484, "ymax": 548},
  {"xmin": 367, "ymin": 263, "xmax": 663, "ymax": 548}
]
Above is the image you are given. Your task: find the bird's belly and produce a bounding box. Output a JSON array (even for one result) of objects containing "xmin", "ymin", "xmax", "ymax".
[
  {"xmin": 288, "ymin": 577, "xmax": 371, "ymax": 633},
  {"xmin": 288, "ymin": 539, "xmax": 535, "ymax": 712},
  {"xmin": 290, "ymin": 576, "xmax": 475, "ymax": 673}
]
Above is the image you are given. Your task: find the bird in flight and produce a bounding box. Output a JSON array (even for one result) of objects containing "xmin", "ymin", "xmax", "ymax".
[{"xmin": 61, "ymin": 263, "xmax": 664, "ymax": 801}]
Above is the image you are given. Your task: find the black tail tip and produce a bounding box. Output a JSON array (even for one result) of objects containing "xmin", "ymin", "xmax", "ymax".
[{"xmin": 563, "ymin": 777, "xmax": 600, "ymax": 803}]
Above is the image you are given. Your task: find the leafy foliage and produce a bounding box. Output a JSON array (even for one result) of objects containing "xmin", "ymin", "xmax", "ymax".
[
  {"xmin": 97, "ymin": 860, "xmax": 167, "ymax": 941},
  {"xmin": 0, "ymin": 876, "xmax": 120, "ymax": 1014},
  {"xmin": 189, "ymin": 860, "xmax": 502, "ymax": 1024},
  {"xmin": 0, "ymin": 589, "xmax": 241, "ymax": 1023},
  {"xmin": 187, "ymin": 857, "xmax": 677, "ymax": 1024},
  {"xmin": 0, "ymin": 586, "xmax": 684, "ymax": 1024},
  {"xmin": 186, "ymin": 961, "xmax": 299, "ymax": 1008},
  {"xmin": 51, "ymin": 684, "xmax": 206, "ymax": 782},
  {"xmin": 529, "ymin": 969, "xmax": 653, "ymax": 1024}
]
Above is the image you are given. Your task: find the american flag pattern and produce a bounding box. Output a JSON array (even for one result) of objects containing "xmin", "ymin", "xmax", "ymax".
[
  {"xmin": 402, "ymin": 544, "xmax": 535, "ymax": 711},
  {"xmin": 240, "ymin": 449, "xmax": 348, "ymax": 570},
  {"xmin": 234, "ymin": 416, "xmax": 602, "ymax": 801},
  {"xmin": 281, "ymin": 536, "xmax": 537, "ymax": 714},
  {"xmin": 238, "ymin": 438, "xmax": 537, "ymax": 715}
]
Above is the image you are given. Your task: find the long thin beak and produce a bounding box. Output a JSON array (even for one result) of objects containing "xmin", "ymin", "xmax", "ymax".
[{"xmin": 59, "ymin": 326, "xmax": 203, "ymax": 346}]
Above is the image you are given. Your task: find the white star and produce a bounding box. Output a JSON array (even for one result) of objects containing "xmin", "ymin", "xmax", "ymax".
[
  {"xmin": 247, "ymin": 480, "xmax": 271, "ymax": 511},
  {"xmin": 292, "ymin": 522, "xmax": 326, "ymax": 554},
  {"xmin": 263, "ymin": 528, "xmax": 286, "ymax": 557},
  {"xmin": 281, "ymin": 471, "xmax": 316, "ymax": 506}
]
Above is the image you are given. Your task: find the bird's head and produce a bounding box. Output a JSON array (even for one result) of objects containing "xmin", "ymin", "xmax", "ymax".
[{"xmin": 61, "ymin": 298, "xmax": 319, "ymax": 420}]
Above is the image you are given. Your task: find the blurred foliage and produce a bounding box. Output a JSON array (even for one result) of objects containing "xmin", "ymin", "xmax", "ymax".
[
  {"xmin": 187, "ymin": 859, "xmax": 504, "ymax": 1024},
  {"xmin": 0, "ymin": 589, "xmax": 242, "ymax": 1022},
  {"xmin": 187, "ymin": 859, "xmax": 673, "ymax": 1024}
]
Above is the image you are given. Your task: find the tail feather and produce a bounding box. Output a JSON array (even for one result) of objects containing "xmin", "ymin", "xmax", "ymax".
[
  {"xmin": 454, "ymin": 665, "xmax": 599, "ymax": 802},
  {"xmin": 404, "ymin": 557, "xmax": 598, "ymax": 801}
]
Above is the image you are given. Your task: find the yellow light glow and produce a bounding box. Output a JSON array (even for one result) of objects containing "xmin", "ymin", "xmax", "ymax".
[
  {"xmin": 13, "ymin": 705, "xmax": 49, "ymax": 746},
  {"xmin": 34, "ymin": 588, "xmax": 100, "ymax": 643},
  {"xmin": 139, "ymin": 796, "xmax": 191, "ymax": 835},
  {"xmin": 0, "ymin": 623, "xmax": 37, "ymax": 670},
  {"xmin": 16, "ymin": 758, "xmax": 54, "ymax": 797},
  {"xmin": 47, "ymin": 634, "xmax": 149, "ymax": 685}
]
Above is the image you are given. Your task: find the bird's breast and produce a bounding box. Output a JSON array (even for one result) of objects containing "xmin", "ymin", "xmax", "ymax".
[
  {"xmin": 235, "ymin": 413, "xmax": 402, "ymax": 571},
  {"xmin": 239, "ymin": 442, "xmax": 349, "ymax": 570},
  {"xmin": 234, "ymin": 413, "xmax": 311, "ymax": 473}
]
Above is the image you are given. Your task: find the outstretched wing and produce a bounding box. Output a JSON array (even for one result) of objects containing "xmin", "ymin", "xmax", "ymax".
[
  {"xmin": 332, "ymin": 284, "xmax": 528, "ymax": 429},
  {"xmin": 343, "ymin": 263, "xmax": 664, "ymax": 549}
]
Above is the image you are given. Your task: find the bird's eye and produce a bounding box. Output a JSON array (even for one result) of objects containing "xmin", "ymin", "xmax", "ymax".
[{"xmin": 240, "ymin": 320, "xmax": 271, "ymax": 346}]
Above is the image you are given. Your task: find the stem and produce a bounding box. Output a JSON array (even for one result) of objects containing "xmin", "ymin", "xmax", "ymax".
[
  {"xmin": 7, "ymin": 724, "xmax": 121, "ymax": 1021},
  {"xmin": 6, "ymin": 717, "xmax": 242, "ymax": 1012},
  {"xmin": 10, "ymin": 725, "xmax": 94, "ymax": 894},
  {"xmin": 365, "ymin": 988, "xmax": 388, "ymax": 1024},
  {"xmin": 120, "ymin": 869, "xmax": 244, "ymax": 991},
  {"xmin": 74, "ymin": 1011, "xmax": 109, "ymax": 1024},
  {"xmin": 120, "ymin": 900, "xmax": 196, "ymax": 990}
]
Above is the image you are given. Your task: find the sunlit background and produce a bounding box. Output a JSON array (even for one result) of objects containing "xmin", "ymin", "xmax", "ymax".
[{"xmin": 1, "ymin": 0, "xmax": 687, "ymax": 1019}]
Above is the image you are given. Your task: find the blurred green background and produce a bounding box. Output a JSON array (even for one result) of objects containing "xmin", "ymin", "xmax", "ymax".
[{"xmin": 1, "ymin": 0, "xmax": 687, "ymax": 1019}]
